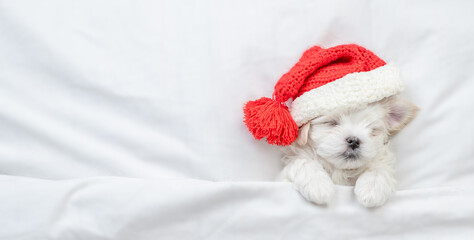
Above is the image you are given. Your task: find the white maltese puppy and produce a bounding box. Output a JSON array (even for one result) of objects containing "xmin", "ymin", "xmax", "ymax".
[
  {"xmin": 243, "ymin": 44, "xmax": 418, "ymax": 208},
  {"xmin": 279, "ymin": 96, "xmax": 418, "ymax": 207}
]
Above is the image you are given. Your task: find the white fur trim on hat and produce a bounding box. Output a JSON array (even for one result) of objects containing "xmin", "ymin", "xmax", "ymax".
[{"xmin": 289, "ymin": 64, "xmax": 404, "ymax": 126}]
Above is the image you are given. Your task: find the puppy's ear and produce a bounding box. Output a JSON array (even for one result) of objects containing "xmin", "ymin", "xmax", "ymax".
[
  {"xmin": 386, "ymin": 97, "xmax": 419, "ymax": 135},
  {"xmin": 296, "ymin": 122, "xmax": 311, "ymax": 146}
]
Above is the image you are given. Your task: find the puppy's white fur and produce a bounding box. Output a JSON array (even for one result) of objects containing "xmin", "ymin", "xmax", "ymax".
[{"xmin": 280, "ymin": 96, "xmax": 418, "ymax": 207}]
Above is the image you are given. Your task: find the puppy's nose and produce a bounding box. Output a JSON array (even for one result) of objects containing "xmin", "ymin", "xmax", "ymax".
[{"xmin": 346, "ymin": 136, "xmax": 360, "ymax": 150}]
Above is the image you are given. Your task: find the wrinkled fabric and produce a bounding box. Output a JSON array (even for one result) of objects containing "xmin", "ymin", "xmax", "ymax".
[{"xmin": 0, "ymin": 0, "xmax": 473, "ymax": 239}]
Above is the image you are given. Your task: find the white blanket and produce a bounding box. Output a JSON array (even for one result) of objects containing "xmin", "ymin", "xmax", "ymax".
[{"xmin": 0, "ymin": 0, "xmax": 473, "ymax": 239}]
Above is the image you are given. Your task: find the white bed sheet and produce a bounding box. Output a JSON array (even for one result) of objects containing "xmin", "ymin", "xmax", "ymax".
[{"xmin": 0, "ymin": 0, "xmax": 473, "ymax": 239}]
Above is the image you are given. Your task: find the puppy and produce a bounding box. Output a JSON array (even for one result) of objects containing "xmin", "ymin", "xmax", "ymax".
[{"xmin": 279, "ymin": 96, "xmax": 419, "ymax": 207}]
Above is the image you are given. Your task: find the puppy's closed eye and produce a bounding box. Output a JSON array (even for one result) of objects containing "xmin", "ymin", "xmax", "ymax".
[
  {"xmin": 371, "ymin": 127, "xmax": 383, "ymax": 136},
  {"xmin": 321, "ymin": 120, "xmax": 339, "ymax": 127}
]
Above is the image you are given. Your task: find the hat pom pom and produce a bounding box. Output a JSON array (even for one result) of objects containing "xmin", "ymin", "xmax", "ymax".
[{"xmin": 243, "ymin": 97, "xmax": 298, "ymax": 146}]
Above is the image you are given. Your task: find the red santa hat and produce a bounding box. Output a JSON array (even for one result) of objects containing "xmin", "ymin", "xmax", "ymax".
[{"xmin": 243, "ymin": 44, "xmax": 404, "ymax": 146}]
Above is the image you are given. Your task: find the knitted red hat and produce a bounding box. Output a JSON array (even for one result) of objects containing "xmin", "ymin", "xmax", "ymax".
[{"xmin": 243, "ymin": 44, "xmax": 404, "ymax": 146}]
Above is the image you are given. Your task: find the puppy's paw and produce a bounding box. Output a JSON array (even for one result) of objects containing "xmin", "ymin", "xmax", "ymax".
[
  {"xmin": 295, "ymin": 176, "xmax": 335, "ymax": 205},
  {"xmin": 354, "ymin": 171, "xmax": 395, "ymax": 208}
]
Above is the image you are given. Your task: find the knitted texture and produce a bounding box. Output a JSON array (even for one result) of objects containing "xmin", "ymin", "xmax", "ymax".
[
  {"xmin": 274, "ymin": 44, "xmax": 386, "ymax": 103},
  {"xmin": 243, "ymin": 44, "xmax": 403, "ymax": 146}
]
